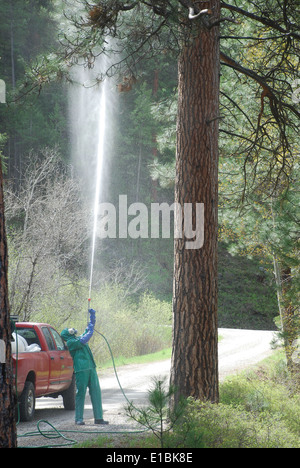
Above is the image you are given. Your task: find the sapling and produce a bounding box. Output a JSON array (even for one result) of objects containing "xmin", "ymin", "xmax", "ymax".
[{"xmin": 125, "ymin": 376, "xmax": 187, "ymax": 448}]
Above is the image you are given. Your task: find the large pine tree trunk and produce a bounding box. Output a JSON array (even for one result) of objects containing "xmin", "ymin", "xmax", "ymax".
[
  {"xmin": 170, "ymin": 1, "xmax": 220, "ymax": 404},
  {"xmin": 0, "ymin": 159, "xmax": 17, "ymax": 448}
]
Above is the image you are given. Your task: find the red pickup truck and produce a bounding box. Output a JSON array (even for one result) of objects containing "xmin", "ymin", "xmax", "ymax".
[{"xmin": 12, "ymin": 322, "xmax": 75, "ymax": 422}]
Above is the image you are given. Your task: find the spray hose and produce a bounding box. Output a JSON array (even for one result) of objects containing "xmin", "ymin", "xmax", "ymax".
[{"xmin": 94, "ymin": 328, "xmax": 133, "ymax": 407}]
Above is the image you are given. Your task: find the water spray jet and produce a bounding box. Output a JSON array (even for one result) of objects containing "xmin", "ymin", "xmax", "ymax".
[{"xmin": 88, "ymin": 79, "xmax": 107, "ymax": 312}]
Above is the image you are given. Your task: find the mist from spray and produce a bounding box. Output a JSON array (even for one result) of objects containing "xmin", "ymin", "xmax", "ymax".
[{"xmin": 69, "ymin": 55, "xmax": 116, "ymax": 308}]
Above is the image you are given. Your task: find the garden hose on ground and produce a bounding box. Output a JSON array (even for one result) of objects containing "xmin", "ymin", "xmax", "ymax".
[{"xmin": 17, "ymin": 328, "xmax": 147, "ymax": 448}]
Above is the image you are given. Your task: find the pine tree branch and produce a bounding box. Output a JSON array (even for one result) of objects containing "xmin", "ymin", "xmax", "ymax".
[
  {"xmin": 220, "ymin": 51, "xmax": 300, "ymax": 121},
  {"xmin": 220, "ymin": 1, "xmax": 300, "ymax": 40}
]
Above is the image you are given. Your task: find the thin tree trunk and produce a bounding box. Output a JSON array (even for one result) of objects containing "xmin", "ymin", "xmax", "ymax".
[
  {"xmin": 0, "ymin": 158, "xmax": 17, "ymax": 448},
  {"xmin": 9, "ymin": 0, "xmax": 19, "ymax": 187},
  {"xmin": 151, "ymin": 69, "xmax": 159, "ymax": 202},
  {"xmin": 170, "ymin": 1, "xmax": 220, "ymax": 404}
]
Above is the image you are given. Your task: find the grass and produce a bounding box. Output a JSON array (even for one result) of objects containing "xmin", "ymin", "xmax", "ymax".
[{"xmin": 99, "ymin": 347, "xmax": 172, "ymax": 370}]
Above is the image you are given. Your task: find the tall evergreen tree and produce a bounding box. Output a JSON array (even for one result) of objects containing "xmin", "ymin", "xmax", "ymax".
[{"xmin": 58, "ymin": 0, "xmax": 221, "ymax": 402}]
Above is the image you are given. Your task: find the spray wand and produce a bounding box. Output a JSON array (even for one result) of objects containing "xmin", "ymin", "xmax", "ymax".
[{"xmin": 87, "ymin": 298, "xmax": 92, "ymax": 326}]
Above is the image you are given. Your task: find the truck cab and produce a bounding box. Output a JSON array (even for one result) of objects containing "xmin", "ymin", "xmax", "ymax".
[{"xmin": 12, "ymin": 323, "xmax": 75, "ymax": 422}]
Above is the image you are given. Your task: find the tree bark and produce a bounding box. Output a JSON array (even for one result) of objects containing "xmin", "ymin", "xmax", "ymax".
[
  {"xmin": 170, "ymin": 1, "xmax": 220, "ymax": 404},
  {"xmin": 0, "ymin": 158, "xmax": 17, "ymax": 448}
]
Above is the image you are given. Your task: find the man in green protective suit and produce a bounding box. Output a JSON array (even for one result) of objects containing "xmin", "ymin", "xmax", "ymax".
[{"xmin": 61, "ymin": 309, "xmax": 109, "ymax": 426}]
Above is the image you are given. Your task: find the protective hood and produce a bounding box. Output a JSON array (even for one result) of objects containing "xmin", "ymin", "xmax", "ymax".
[{"xmin": 61, "ymin": 328, "xmax": 76, "ymax": 342}]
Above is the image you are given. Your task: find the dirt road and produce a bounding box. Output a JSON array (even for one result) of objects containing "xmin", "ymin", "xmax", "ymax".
[{"xmin": 16, "ymin": 328, "xmax": 275, "ymax": 447}]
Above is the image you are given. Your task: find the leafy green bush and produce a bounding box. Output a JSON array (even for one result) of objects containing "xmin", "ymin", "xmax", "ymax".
[
  {"xmin": 175, "ymin": 399, "xmax": 299, "ymax": 448},
  {"xmin": 170, "ymin": 355, "xmax": 300, "ymax": 448},
  {"xmin": 91, "ymin": 287, "xmax": 172, "ymax": 362},
  {"xmin": 220, "ymin": 361, "xmax": 300, "ymax": 437},
  {"xmin": 133, "ymin": 293, "xmax": 172, "ymax": 355}
]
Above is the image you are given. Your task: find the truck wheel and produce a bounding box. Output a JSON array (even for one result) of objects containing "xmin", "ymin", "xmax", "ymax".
[
  {"xmin": 62, "ymin": 374, "xmax": 76, "ymax": 410},
  {"xmin": 19, "ymin": 381, "xmax": 35, "ymax": 422}
]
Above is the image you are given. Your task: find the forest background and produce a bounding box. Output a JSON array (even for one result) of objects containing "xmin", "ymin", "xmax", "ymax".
[{"xmin": 0, "ymin": 0, "xmax": 298, "ymax": 365}]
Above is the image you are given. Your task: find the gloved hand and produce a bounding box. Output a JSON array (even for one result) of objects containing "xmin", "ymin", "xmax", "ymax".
[
  {"xmin": 87, "ymin": 322, "xmax": 94, "ymax": 332},
  {"xmin": 89, "ymin": 308, "xmax": 96, "ymax": 325},
  {"xmin": 79, "ymin": 309, "xmax": 96, "ymax": 344}
]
